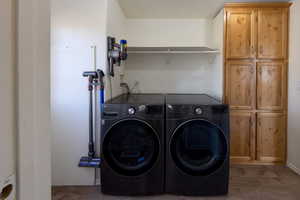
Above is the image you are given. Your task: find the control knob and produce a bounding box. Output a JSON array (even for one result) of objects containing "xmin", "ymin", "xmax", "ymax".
[
  {"xmin": 167, "ymin": 104, "xmax": 173, "ymax": 110},
  {"xmin": 128, "ymin": 107, "xmax": 136, "ymax": 115},
  {"xmin": 194, "ymin": 107, "xmax": 203, "ymax": 115}
]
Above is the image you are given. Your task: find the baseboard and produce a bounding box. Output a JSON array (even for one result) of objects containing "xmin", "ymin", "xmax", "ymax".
[{"xmin": 287, "ymin": 162, "xmax": 300, "ymax": 175}]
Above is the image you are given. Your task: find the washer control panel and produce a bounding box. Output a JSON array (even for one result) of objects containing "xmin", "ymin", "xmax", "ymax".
[{"xmin": 103, "ymin": 104, "xmax": 163, "ymax": 119}]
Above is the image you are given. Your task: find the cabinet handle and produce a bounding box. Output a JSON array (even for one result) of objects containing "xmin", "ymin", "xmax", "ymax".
[
  {"xmin": 258, "ymin": 96, "xmax": 262, "ymax": 104},
  {"xmin": 259, "ymin": 45, "xmax": 263, "ymax": 55},
  {"xmin": 251, "ymin": 45, "xmax": 255, "ymax": 56},
  {"xmin": 257, "ymin": 68, "xmax": 262, "ymax": 74},
  {"xmin": 258, "ymin": 118, "xmax": 261, "ymax": 127}
]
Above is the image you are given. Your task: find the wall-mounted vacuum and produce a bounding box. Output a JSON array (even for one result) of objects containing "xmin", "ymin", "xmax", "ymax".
[
  {"xmin": 107, "ymin": 37, "xmax": 128, "ymax": 77},
  {"xmin": 78, "ymin": 69, "xmax": 105, "ymax": 168}
]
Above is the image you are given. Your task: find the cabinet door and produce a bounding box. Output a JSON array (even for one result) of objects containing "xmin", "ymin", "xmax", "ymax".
[
  {"xmin": 230, "ymin": 111, "xmax": 255, "ymax": 163},
  {"xmin": 257, "ymin": 113, "xmax": 286, "ymax": 163},
  {"xmin": 257, "ymin": 8, "xmax": 288, "ymax": 59},
  {"xmin": 257, "ymin": 62, "xmax": 286, "ymax": 111},
  {"xmin": 226, "ymin": 8, "xmax": 256, "ymax": 59},
  {"xmin": 226, "ymin": 61, "xmax": 256, "ymax": 110}
]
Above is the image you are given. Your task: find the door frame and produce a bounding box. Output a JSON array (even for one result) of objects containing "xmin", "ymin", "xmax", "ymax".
[{"xmin": 17, "ymin": 0, "xmax": 51, "ymax": 199}]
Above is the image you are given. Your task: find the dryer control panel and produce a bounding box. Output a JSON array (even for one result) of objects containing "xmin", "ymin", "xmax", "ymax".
[
  {"xmin": 166, "ymin": 104, "xmax": 228, "ymax": 120},
  {"xmin": 103, "ymin": 104, "xmax": 164, "ymax": 119}
]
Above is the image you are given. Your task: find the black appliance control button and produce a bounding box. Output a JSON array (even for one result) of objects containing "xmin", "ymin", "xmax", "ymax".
[
  {"xmin": 167, "ymin": 104, "xmax": 173, "ymax": 110},
  {"xmin": 138, "ymin": 105, "xmax": 146, "ymax": 112},
  {"xmin": 194, "ymin": 107, "xmax": 203, "ymax": 115},
  {"xmin": 128, "ymin": 107, "xmax": 136, "ymax": 115}
]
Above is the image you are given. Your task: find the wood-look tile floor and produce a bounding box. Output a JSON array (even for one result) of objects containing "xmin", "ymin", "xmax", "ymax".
[{"xmin": 52, "ymin": 165, "xmax": 300, "ymax": 200}]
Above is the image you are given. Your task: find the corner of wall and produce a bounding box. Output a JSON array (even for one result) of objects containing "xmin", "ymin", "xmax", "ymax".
[
  {"xmin": 288, "ymin": 0, "xmax": 300, "ymax": 172},
  {"xmin": 287, "ymin": 162, "xmax": 300, "ymax": 175}
]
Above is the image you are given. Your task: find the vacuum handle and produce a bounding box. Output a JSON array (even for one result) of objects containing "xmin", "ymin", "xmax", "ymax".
[
  {"xmin": 88, "ymin": 88, "xmax": 95, "ymax": 158},
  {"xmin": 109, "ymin": 57, "xmax": 114, "ymax": 77},
  {"xmin": 83, "ymin": 71, "xmax": 98, "ymax": 78}
]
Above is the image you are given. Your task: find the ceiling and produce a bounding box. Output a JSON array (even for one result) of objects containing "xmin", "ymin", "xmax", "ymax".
[{"xmin": 118, "ymin": 0, "xmax": 292, "ymax": 19}]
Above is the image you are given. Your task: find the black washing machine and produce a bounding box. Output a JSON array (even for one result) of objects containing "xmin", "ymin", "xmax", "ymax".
[
  {"xmin": 101, "ymin": 94, "xmax": 164, "ymax": 195},
  {"xmin": 165, "ymin": 94, "xmax": 229, "ymax": 196}
]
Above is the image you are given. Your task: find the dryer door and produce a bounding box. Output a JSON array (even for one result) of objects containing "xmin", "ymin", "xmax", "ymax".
[
  {"xmin": 103, "ymin": 119, "xmax": 160, "ymax": 176},
  {"xmin": 170, "ymin": 119, "xmax": 228, "ymax": 176}
]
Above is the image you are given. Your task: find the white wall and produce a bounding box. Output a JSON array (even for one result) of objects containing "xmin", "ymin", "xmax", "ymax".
[
  {"xmin": 0, "ymin": 0, "xmax": 16, "ymax": 194},
  {"xmin": 288, "ymin": 1, "xmax": 300, "ymax": 174},
  {"xmin": 125, "ymin": 19, "xmax": 212, "ymax": 47},
  {"xmin": 211, "ymin": 10, "xmax": 224, "ymax": 99},
  {"xmin": 124, "ymin": 54, "xmax": 221, "ymax": 98},
  {"xmin": 17, "ymin": 0, "xmax": 51, "ymax": 199},
  {"xmin": 124, "ymin": 12, "xmax": 224, "ymax": 100},
  {"xmin": 51, "ymin": 0, "xmax": 127, "ymax": 186},
  {"xmin": 51, "ymin": 0, "xmax": 108, "ymax": 185},
  {"xmin": 106, "ymin": 0, "xmax": 127, "ymax": 99}
]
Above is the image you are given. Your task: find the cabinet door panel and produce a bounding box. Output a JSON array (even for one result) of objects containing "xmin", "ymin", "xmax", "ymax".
[
  {"xmin": 230, "ymin": 111, "xmax": 255, "ymax": 162},
  {"xmin": 257, "ymin": 113, "xmax": 286, "ymax": 163},
  {"xmin": 257, "ymin": 8, "xmax": 288, "ymax": 59},
  {"xmin": 226, "ymin": 9, "xmax": 256, "ymax": 59},
  {"xmin": 257, "ymin": 62, "xmax": 286, "ymax": 111},
  {"xmin": 226, "ymin": 61, "xmax": 256, "ymax": 110}
]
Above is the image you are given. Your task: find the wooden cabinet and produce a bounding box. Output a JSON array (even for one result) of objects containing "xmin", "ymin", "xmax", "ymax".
[
  {"xmin": 257, "ymin": 113, "xmax": 286, "ymax": 163},
  {"xmin": 226, "ymin": 61, "xmax": 256, "ymax": 110},
  {"xmin": 257, "ymin": 62, "xmax": 286, "ymax": 111},
  {"xmin": 224, "ymin": 3, "xmax": 290, "ymax": 165},
  {"xmin": 226, "ymin": 8, "xmax": 256, "ymax": 59},
  {"xmin": 257, "ymin": 8, "xmax": 288, "ymax": 59},
  {"xmin": 226, "ymin": 7, "xmax": 288, "ymax": 60},
  {"xmin": 230, "ymin": 111, "xmax": 255, "ymax": 162}
]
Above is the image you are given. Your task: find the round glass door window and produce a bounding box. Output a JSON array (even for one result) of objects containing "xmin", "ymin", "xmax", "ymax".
[
  {"xmin": 170, "ymin": 120, "xmax": 228, "ymax": 176},
  {"xmin": 103, "ymin": 119, "xmax": 160, "ymax": 176}
]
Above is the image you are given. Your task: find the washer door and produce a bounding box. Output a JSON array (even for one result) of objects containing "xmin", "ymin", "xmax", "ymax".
[
  {"xmin": 103, "ymin": 119, "xmax": 160, "ymax": 176},
  {"xmin": 170, "ymin": 119, "xmax": 227, "ymax": 176}
]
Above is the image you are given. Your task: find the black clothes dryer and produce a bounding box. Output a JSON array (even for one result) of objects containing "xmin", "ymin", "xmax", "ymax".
[
  {"xmin": 101, "ymin": 94, "xmax": 165, "ymax": 195},
  {"xmin": 165, "ymin": 94, "xmax": 229, "ymax": 196}
]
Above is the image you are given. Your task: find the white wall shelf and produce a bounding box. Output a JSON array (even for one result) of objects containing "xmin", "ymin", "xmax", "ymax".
[{"xmin": 127, "ymin": 46, "xmax": 220, "ymax": 54}]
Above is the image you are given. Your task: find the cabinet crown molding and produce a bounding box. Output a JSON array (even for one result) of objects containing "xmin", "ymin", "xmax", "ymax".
[{"xmin": 224, "ymin": 2, "xmax": 292, "ymax": 9}]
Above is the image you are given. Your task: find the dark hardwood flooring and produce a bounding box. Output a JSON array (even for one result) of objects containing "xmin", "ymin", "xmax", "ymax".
[{"xmin": 52, "ymin": 165, "xmax": 300, "ymax": 200}]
